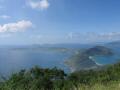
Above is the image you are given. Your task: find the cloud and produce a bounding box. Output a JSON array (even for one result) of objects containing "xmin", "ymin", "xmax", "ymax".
[
  {"xmin": 0, "ymin": 20, "xmax": 33, "ymax": 32},
  {"xmin": 28, "ymin": 0, "xmax": 50, "ymax": 10},
  {"xmin": 0, "ymin": 15, "xmax": 11, "ymax": 19},
  {"xmin": 84, "ymin": 32, "xmax": 120, "ymax": 41},
  {"xmin": 67, "ymin": 32, "xmax": 120, "ymax": 43},
  {"xmin": 67, "ymin": 32, "xmax": 74, "ymax": 39}
]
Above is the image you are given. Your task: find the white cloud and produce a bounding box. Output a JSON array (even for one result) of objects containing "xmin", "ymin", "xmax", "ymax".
[
  {"xmin": 0, "ymin": 20, "xmax": 33, "ymax": 32},
  {"xmin": 67, "ymin": 32, "xmax": 120, "ymax": 43},
  {"xmin": 28, "ymin": 0, "xmax": 50, "ymax": 10},
  {"xmin": 0, "ymin": 15, "xmax": 11, "ymax": 19},
  {"xmin": 67, "ymin": 32, "xmax": 74, "ymax": 39}
]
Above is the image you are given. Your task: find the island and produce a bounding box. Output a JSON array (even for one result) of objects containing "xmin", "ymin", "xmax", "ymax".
[{"xmin": 65, "ymin": 46, "xmax": 113, "ymax": 72}]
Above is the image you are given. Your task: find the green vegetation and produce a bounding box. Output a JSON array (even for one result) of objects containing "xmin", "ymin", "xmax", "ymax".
[{"xmin": 1, "ymin": 62, "xmax": 120, "ymax": 90}]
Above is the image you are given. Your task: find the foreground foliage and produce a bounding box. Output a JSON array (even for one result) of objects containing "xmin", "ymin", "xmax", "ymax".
[{"xmin": 1, "ymin": 62, "xmax": 120, "ymax": 90}]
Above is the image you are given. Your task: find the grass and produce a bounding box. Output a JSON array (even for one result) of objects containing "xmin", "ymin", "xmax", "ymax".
[
  {"xmin": 76, "ymin": 81, "xmax": 120, "ymax": 90},
  {"xmin": 1, "ymin": 79, "xmax": 120, "ymax": 90}
]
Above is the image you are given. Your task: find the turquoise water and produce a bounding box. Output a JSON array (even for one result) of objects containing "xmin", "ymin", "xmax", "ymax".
[
  {"xmin": 94, "ymin": 48, "xmax": 120, "ymax": 65},
  {"xmin": 94, "ymin": 55, "xmax": 120, "ymax": 65}
]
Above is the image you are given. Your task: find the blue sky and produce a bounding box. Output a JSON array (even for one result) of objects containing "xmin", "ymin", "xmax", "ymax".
[{"xmin": 0, "ymin": 0, "xmax": 120, "ymax": 45}]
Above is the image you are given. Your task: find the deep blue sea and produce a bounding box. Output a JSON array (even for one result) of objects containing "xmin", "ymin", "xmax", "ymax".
[
  {"xmin": 0, "ymin": 48, "xmax": 72, "ymax": 75},
  {"xmin": 0, "ymin": 46, "xmax": 120, "ymax": 75}
]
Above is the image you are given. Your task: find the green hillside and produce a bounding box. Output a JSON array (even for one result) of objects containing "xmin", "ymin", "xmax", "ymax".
[{"xmin": 1, "ymin": 61, "xmax": 120, "ymax": 90}]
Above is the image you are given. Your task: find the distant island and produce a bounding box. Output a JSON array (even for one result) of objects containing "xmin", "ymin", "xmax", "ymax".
[{"xmin": 65, "ymin": 46, "xmax": 114, "ymax": 72}]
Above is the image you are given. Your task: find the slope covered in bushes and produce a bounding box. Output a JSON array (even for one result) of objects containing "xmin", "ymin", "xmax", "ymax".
[{"xmin": 0, "ymin": 62, "xmax": 120, "ymax": 90}]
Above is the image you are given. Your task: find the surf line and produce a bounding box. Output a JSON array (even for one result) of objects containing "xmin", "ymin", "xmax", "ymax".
[{"xmin": 89, "ymin": 56, "xmax": 103, "ymax": 66}]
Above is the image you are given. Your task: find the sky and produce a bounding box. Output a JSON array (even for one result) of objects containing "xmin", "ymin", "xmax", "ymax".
[{"xmin": 0, "ymin": 0, "xmax": 120, "ymax": 45}]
